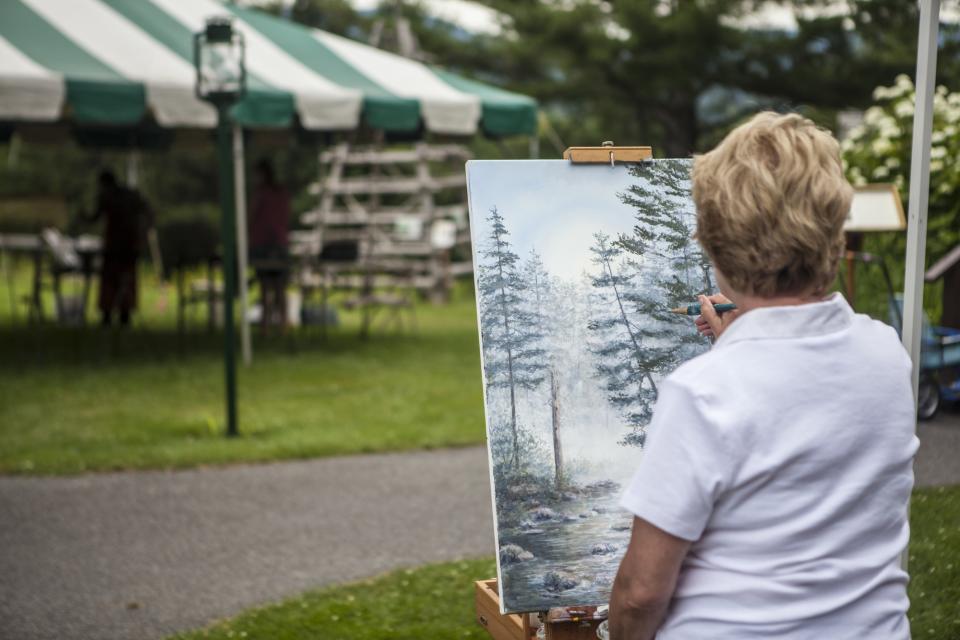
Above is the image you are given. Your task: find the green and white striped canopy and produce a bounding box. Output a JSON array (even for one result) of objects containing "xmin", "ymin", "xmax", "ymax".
[{"xmin": 0, "ymin": 0, "xmax": 536, "ymax": 137}]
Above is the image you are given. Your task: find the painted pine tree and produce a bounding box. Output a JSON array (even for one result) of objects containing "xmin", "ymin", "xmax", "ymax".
[
  {"xmin": 477, "ymin": 207, "xmax": 546, "ymax": 472},
  {"xmin": 617, "ymin": 159, "xmax": 712, "ymax": 363},
  {"xmin": 587, "ymin": 232, "xmax": 673, "ymax": 446},
  {"xmin": 522, "ymin": 248, "xmax": 564, "ymax": 489}
]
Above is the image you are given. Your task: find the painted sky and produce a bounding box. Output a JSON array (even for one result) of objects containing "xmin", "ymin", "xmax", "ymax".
[{"xmin": 467, "ymin": 160, "xmax": 639, "ymax": 282}]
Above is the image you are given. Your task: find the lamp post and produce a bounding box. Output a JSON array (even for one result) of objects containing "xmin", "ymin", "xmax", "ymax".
[{"xmin": 195, "ymin": 17, "xmax": 246, "ymax": 437}]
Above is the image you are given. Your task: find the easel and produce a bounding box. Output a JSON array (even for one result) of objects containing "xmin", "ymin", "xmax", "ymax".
[
  {"xmin": 475, "ymin": 142, "xmax": 651, "ymax": 640},
  {"xmin": 841, "ymin": 183, "xmax": 907, "ymax": 307}
]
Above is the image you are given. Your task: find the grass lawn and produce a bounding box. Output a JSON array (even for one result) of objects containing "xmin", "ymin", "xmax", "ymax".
[
  {"xmin": 0, "ymin": 266, "xmax": 486, "ymax": 474},
  {"xmin": 169, "ymin": 486, "xmax": 960, "ymax": 640},
  {"xmin": 168, "ymin": 558, "xmax": 498, "ymax": 640},
  {"xmin": 907, "ymin": 486, "xmax": 960, "ymax": 638}
]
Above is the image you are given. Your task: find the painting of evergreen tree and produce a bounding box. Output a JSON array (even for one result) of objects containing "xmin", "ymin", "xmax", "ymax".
[{"xmin": 467, "ymin": 159, "xmax": 712, "ymax": 613}]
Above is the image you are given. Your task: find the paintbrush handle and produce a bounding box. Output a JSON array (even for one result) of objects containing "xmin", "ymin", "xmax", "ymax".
[{"xmin": 674, "ymin": 303, "xmax": 738, "ymax": 316}]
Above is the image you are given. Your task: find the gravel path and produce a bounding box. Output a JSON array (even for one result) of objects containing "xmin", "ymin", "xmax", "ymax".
[{"xmin": 0, "ymin": 411, "xmax": 957, "ymax": 640}]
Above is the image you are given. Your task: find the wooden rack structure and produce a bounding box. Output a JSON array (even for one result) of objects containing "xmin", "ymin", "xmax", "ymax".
[{"xmin": 296, "ymin": 141, "xmax": 474, "ymax": 302}]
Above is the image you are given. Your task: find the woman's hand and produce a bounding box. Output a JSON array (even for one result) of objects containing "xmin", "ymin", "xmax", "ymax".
[{"xmin": 695, "ymin": 293, "xmax": 739, "ymax": 339}]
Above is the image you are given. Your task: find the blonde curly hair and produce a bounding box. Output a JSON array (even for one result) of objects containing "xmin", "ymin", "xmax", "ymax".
[{"xmin": 693, "ymin": 112, "xmax": 853, "ymax": 298}]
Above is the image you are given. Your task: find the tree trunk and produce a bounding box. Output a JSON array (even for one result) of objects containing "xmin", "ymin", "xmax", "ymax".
[
  {"xmin": 702, "ymin": 262, "xmax": 714, "ymax": 294},
  {"xmin": 654, "ymin": 101, "xmax": 698, "ymax": 157},
  {"xmin": 601, "ymin": 252, "xmax": 654, "ymax": 402},
  {"xmin": 550, "ymin": 368, "xmax": 564, "ymax": 491},
  {"xmin": 508, "ymin": 360, "xmax": 518, "ymax": 471},
  {"xmin": 943, "ymin": 266, "xmax": 960, "ymax": 330}
]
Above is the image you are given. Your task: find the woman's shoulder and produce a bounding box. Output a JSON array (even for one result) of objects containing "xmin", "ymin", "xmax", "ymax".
[
  {"xmin": 848, "ymin": 311, "xmax": 912, "ymax": 370},
  {"xmin": 660, "ymin": 346, "xmax": 736, "ymax": 406}
]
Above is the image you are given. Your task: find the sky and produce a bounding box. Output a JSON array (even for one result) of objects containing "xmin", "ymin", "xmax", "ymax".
[{"xmin": 466, "ymin": 160, "xmax": 639, "ymax": 283}]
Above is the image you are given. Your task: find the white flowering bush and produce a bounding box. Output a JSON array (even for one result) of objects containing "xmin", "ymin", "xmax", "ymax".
[{"xmin": 841, "ymin": 75, "xmax": 959, "ymax": 321}]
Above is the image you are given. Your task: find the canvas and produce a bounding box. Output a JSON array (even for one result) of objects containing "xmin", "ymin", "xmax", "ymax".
[{"xmin": 466, "ymin": 159, "xmax": 713, "ymax": 613}]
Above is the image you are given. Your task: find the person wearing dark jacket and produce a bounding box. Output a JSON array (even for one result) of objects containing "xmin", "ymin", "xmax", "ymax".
[{"xmin": 87, "ymin": 169, "xmax": 151, "ymax": 327}]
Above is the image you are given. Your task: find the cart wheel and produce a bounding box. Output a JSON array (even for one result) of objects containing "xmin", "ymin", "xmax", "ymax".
[{"xmin": 918, "ymin": 375, "xmax": 941, "ymax": 421}]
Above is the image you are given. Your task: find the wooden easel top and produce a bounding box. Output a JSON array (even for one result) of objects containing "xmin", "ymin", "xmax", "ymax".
[{"xmin": 563, "ymin": 142, "xmax": 653, "ymax": 165}]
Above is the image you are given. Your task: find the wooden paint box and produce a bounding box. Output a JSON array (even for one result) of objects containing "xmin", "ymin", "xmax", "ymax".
[
  {"xmin": 475, "ymin": 579, "xmax": 606, "ymax": 640},
  {"xmin": 475, "ymin": 579, "xmax": 535, "ymax": 640}
]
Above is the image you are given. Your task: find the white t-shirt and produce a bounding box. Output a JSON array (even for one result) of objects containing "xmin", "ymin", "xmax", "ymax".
[{"xmin": 620, "ymin": 293, "xmax": 918, "ymax": 639}]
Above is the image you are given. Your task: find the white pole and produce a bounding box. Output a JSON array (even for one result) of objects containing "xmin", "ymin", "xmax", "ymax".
[
  {"xmin": 901, "ymin": 0, "xmax": 940, "ymax": 573},
  {"xmin": 904, "ymin": 1, "xmax": 939, "ymax": 399},
  {"xmin": 233, "ymin": 124, "xmax": 252, "ymax": 366},
  {"xmin": 125, "ymin": 150, "xmax": 140, "ymax": 187},
  {"xmin": 127, "ymin": 150, "xmax": 164, "ymax": 287}
]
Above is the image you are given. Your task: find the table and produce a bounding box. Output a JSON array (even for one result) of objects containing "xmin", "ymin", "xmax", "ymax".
[{"xmin": 0, "ymin": 232, "xmax": 102, "ymax": 324}]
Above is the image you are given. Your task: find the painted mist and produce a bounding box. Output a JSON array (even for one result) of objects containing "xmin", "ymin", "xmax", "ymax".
[{"xmin": 467, "ymin": 159, "xmax": 713, "ymax": 613}]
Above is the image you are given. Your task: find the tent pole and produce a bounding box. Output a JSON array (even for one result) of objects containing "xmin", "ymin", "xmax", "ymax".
[
  {"xmin": 902, "ymin": 0, "xmax": 940, "ymax": 572},
  {"xmin": 217, "ymin": 108, "xmax": 239, "ymax": 437},
  {"xmin": 125, "ymin": 150, "xmax": 140, "ymax": 187},
  {"xmin": 233, "ymin": 124, "xmax": 252, "ymax": 366},
  {"xmin": 126, "ymin": 150, "xmax": 164, "ymax": 289},
  {"xmin": 904, "ymin": 1, "xmax": 939, "ymax": 409}
]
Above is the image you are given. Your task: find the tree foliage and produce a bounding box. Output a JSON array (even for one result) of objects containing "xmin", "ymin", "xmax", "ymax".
[
  {"xmin": 586, "ymin": 162, "xmax": 711, "ymax": 446},
  {"xmin": 477, "ymin": 207, "xmax": 547, "ymax": 470},
  {"xmin": 587, "ymin": 232, "xmax": 665, "ymax": 446},
  {"xmin": 617, "ymin": 160, "xmax": 712, "ymax": 364},
  {"xmin": 842, "ymin": 75, "xmax": 960, "ymax": 321},
  {"xmin": 326, "ymin": 0, "xmax": 956, "ymax": 158},
  {"xmin": 619, "ymin": 161, "xmax": 713, "ymax": 294},
  {"xmin": 425, "ymin": 0, "xmax": 959, "ymax": 155}
]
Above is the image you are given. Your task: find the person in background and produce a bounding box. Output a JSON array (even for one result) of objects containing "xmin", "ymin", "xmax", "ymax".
[
  {"xmin": 87, "ymin": 169, "xmax": 151, "ymax": 327},
  {"xmin": 608, "ymin": 113, "xmax": 917, "ymax": 640},
  {"xmin": 249, "ymin": 158, "xmax": 290, "ymax": 334}
]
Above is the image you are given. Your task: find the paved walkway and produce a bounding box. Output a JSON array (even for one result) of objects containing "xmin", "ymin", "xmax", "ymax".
[
  {"xmin": 0, "ymin": 412, "xmax": 958, "ymax": 640},
  {"xmin": 914, "ymin": 411, "xmax": 960, "ymax": 487},
  {"xmin": 0, "ymin": 447, "xmax": 496, "ymax": 640}
]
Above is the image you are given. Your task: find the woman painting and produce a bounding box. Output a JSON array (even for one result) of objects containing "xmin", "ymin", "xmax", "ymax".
[{"xmin": 609, "ymin": 112, "xmax": 917, "ymax": 639}]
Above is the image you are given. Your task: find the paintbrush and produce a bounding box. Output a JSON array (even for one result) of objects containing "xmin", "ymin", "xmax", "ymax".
[{"xmin": 670, "ymin": 302, "xmax": 738, "ymax": 316}]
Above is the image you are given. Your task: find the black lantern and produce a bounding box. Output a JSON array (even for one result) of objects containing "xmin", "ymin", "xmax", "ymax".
[{"xmin": 194, "ymin": 17, "xmax": 246, "ymax": 105}]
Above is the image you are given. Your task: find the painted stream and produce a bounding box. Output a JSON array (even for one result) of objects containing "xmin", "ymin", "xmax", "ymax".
[{"xmin": 498, "ymin": 488, "xmax": 631, "ymax": 612}]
